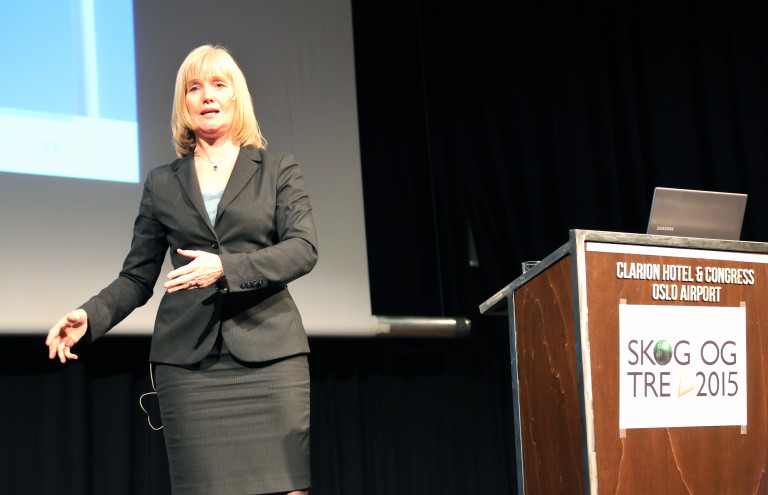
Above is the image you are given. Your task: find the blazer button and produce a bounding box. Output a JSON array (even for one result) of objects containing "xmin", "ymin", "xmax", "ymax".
[
  {"xmin": 256, "ymin": 280, "xmax": 264, "ymax": 287},
  {"xmin": 211, "ymin": 242, "xmax": 219, "ymax": 249},
  {"xmin": 240, "ymin": 282, "xmax": 247, "ymax": 289}
]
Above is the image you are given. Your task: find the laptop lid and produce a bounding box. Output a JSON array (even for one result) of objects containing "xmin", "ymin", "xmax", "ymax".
[{"xmin": 646, "ymin": 187, "xmax": 747, "ymax": 240}]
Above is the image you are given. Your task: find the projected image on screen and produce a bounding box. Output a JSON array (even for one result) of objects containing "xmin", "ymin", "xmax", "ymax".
[{"xmin": 1, "ymin": 0, "xmax": 138, "ymax": 183}]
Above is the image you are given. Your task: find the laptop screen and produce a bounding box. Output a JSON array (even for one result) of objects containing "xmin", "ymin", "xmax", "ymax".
[{"xmin": 646, "ymin": 187, "xmax": 747, "ymax": 240}]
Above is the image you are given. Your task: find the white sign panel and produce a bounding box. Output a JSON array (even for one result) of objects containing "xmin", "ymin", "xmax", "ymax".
[{"xmin": 619, "ymin": 304, "xmax": 747, "ymax": 430}]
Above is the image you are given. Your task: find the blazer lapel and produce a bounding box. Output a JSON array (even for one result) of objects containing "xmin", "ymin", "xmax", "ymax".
[
  {"xmin": 215, "ymin": 146, "xmax": 262, "ymax": 224},
  {"xmin": 174, "ymin": 154, "xmax": 216, "ymax": 234}
]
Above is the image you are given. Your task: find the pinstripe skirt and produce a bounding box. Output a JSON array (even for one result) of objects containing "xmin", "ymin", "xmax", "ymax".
[{"xmin": 154, "ymin": 345, "xmax": 310, "ymax": 495}]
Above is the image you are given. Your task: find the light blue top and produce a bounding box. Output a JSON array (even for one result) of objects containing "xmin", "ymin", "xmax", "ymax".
[{"xmin": 202, "ymin": 189, "xmax": 224, "ymax": 226}]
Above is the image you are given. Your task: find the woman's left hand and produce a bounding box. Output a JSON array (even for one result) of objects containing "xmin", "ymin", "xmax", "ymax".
[{"xmin": 165, "ymin": 249, "xmax": 224, "ymax": 293}]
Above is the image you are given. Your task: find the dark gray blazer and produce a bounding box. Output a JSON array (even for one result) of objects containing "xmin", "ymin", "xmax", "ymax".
[{"xmin": 80, "ymin": 146, "xmax": 318, "ymax": 365}]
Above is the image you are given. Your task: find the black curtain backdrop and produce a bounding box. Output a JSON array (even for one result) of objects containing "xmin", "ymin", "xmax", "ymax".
[{"xmin": 5, "ymin": 1, "xmax": 768, "ymax": 494}]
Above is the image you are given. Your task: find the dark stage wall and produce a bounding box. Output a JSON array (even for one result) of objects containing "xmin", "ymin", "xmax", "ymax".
[{"xmin": 5, "ymin": 1, "xmax": 768, "ymax": 494}]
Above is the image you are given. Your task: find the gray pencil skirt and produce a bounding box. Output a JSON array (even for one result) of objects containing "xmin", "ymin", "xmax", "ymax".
[{"xmin": 154, "ymin": 351, "xmax": 311, "ymax": 495}]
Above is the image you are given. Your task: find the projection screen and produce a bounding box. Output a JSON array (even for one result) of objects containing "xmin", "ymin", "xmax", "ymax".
[{"xmin": 0, "ymin": 0, "xmax": 377, "ymax": 336}]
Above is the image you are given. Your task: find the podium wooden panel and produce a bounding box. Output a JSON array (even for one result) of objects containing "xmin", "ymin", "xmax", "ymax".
[{"xmin": 480, "ymin": 230, "xmax": 768, "ymax": 495}]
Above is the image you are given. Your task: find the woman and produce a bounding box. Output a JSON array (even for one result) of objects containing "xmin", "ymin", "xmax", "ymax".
[{"xmin": 45, "ymin": 44, "xmax": 317, "ymax": 495}]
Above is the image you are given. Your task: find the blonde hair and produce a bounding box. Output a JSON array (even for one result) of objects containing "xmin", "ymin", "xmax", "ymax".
[{"xmin": 171, "ymin": 44, "xmax": 266, "ymax": 157}]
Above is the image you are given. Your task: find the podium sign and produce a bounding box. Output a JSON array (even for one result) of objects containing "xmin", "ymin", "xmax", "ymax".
[
  {"xmin": 480, "ymin": 230, "xmax": 768, "ymax": 495},
  {"xmin": 618, "ymin": 304, "xmax": 747, "ymax": 430}
]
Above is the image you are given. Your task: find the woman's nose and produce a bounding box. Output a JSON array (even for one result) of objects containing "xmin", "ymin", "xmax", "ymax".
[{"xmin": 201, "ymin": 85, "xmax": 213, "ymax": 102}]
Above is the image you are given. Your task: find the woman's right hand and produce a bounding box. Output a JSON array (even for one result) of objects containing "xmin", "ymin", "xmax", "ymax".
[{"xmin": 46, "ymin": 309, "xmax": 88, "ymax": 363}]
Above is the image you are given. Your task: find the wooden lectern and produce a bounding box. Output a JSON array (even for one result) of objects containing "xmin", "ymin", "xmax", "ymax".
[{"xmin": 480, "ymin": 230, "xmax": 768, "ymax": 495}]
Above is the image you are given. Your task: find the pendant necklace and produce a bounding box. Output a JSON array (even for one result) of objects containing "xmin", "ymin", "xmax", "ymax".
[{"xmin": 195, "ymin": 147, "xmax": 238, "ymax": 171}]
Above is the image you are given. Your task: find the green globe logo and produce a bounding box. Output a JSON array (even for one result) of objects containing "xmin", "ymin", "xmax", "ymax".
[{"xmin": 654, "ymin": 340, "xmax": 673, "ymax": 366}]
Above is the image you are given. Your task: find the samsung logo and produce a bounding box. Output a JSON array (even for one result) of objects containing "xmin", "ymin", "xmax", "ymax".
[{"xmin": 656, "ymin": 226, "xmax": 675, "ymax": 231}]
